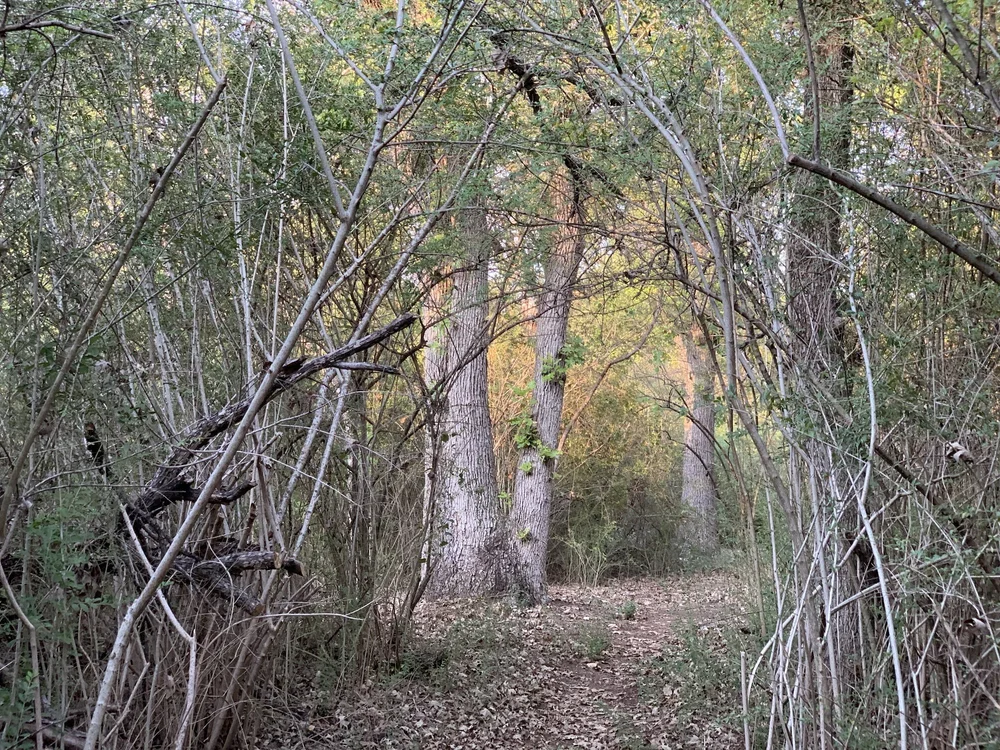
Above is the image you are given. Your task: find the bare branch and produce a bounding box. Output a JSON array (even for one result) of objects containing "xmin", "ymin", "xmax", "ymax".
[
  {"xmin": 0, "ymin": 18, "xmax": 114, "ymax": 40},
  {"xmin": 788, "ymin": 154, "xmax": 1000, "ymax": 287}
]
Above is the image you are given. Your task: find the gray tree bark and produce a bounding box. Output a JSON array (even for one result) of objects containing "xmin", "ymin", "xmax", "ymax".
[
  {"xmin": 788, "ymin": 1, "xmax": 859, "ymax": 724},
  {"xmin": 422, "ymin": 202, "xmax": 513, "ymax": 598},
  {"xmin": 679, "ymin": 321, "xmax": 719, "ymax": 556},
  {"xmin": 789, "ymin": 6, "xmax": 853, "ymax": 372},
  {"xmin": 510, "ymin": 164, "xmax": 586, "ymax": 603}
]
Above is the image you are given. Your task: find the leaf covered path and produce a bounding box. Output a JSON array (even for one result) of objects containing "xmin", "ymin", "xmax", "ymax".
[{"xmin": 265, "ymin": 573, "xmax": 747, "ymax": 749}]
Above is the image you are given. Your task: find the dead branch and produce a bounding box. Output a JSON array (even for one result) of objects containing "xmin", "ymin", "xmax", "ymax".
[
  {"xmin": 0, "ymin": 18, "xmax": 115, "ymax": 40},
  {"xmin": 127, "ymin": 313, "xmax": 415, "ymax": 526},
  {"xmin": 787, "ymin": 154, "xmax": 1000, "ymax": 287},
  {"xmin": 117, "ymin": 313, "xmax": 415, "ymax": 613}
]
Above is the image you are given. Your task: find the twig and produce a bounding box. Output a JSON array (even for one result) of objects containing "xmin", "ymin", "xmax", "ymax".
[
  {"xmin": 741, "ymin": 651, "xmax": 751, "ymax": 750},
  {"xmin": 119, "ymin": 509, "xmax": 199, "ymax": 750},
  {"xmin": 176, "ymin": 0, "xmax": 222, "ymax": 84},
  {"xmin": 83, "ymin": 314, "xmax": 415, "ymax": 750},
  {"xmin": 849, "ymin": 267, "xmax": 908, "ymax": 749},
  {"xmin": 556, "ymin": 308, "xmax": 658, "ymax": 453},
  {"xmin": 265, "ymin": 0, "xmax": 346, "ymax": 220},
  {"xmin": 796, "ymin": 0, "xmax": 821, "ymax": 160}
]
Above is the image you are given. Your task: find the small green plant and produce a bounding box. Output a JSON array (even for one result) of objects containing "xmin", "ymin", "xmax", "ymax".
[
  {"xmin": 510, "ymin": 411, "xmax": 540, "ymax": 450},
  {"xmin": 614, "ymin": 715, "xmax": 656, "ymax": 749},
  {"xmin": 541, "ymin": 335, "xmax": 587, "ymax": 384},
  {"xmin": 572, "ymin": 622, "xmax": 611, "ymax": 660},
  {"xmin": 642, "ymin": 621, "xmax": 752, "ymax": 732},
  {"xmin": 564, "ymin": 520, "xmax": 617, "ymax": 585},
  {"xmin": 519, "ymin": 460, "xmax": 534, "ymax": 475},
  {"xmin": 442, "ymin": 608, "xmax": 523, "ymax": 685},
  {"xmin": 517, "ymin": 526, "xmax": 532, "ymax": 542},
  {"xmin": 538, "ymin": 444, "xmax": 560, "ymax": 461},
  {"xmin": 510, "ymin": 413, "xmax": 561, "ymax": 463},
  {"xmin": 617, "ymin": 601, "xmax": 638, "ymax": 621},
  {"xmin": 499, "ymin": 490, "xmax": 513, "ymax": 512},
  {"xmin": 511, "ymin": 380, "xmax": 535, "ymax": 398},
  {"xmin": 391, "ymin": 645, "xmax": 450, "ymax": 683}
]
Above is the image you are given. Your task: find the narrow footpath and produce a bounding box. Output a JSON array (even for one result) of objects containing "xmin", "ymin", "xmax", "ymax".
[{"xmin": 262, "ymin": 573, "xmax": 747, "ymax": 749}]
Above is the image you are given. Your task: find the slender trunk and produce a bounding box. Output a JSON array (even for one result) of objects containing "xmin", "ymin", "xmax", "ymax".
[
  {"xmin": 423, "ymin": 202, "xmax": 513, "ymax": 598},
  {"xmin": 422, "ymin": 272, "xmax": 450, "ymax": 584},
  {"xmin": 679, "ymin": 320, "xmax": 719, "ymax": 556},
  {"xmin": 510, "ymin": 165, "xmax": 585, "ymax": 603},
  {"xmin": 346, "ymin": 380, "xmax": 379, "ymax": 669}
]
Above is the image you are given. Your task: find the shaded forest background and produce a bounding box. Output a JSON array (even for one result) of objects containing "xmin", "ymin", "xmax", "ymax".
[{"xmin": 1, "ymin": 0, "xmax": 999, "ymax": 747}]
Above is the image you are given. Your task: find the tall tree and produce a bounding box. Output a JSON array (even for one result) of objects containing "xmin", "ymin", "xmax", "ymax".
[
  {"xmin": 423, "ymin": 198, "xmax": 515, "ymax": 597},
  {"xmin": 510, "ymin": 162, "xmax": 587, "ymax": 603},
  {"xmin": 787, "ymin": 0, "xmax": 859, "ymax": 714},
  {"xmin": 678, "ymin": 318, "xmax": 719, "ymax": 556},
  {"xmin": 788, "ymin": 2, "xmax": 854, "ymax": 374}
]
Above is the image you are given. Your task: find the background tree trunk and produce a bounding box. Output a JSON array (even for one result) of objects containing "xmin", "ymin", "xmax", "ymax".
[
  {"xmin": 679, "ymin": 320, "xmax": 719, "ymax": 557},
  {"xmin": 510, "ymin": 165, "xmax": 586, "ymax": 603}
]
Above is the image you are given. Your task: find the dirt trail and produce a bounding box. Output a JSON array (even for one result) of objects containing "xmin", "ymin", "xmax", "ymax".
[
  {"xmin": 266, "ymin": 573, "xmax": 746, "ymax": 749},
  {"xmin": 538, "ymin": 574, "xmax": 746, "ymax": 749}
]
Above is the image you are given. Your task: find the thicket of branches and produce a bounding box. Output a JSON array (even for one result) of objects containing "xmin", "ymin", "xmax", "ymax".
[{"xmin": 1, "ymin": 0, "xmax": 999, "ymax": 747}]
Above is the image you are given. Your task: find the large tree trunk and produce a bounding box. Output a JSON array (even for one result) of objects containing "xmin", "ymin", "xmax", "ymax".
[
  {"xmin": 510, "ymin": 164, "xmax": 586, "ymax": 603},
  {"xmin": 422, "ymin": 202, "xmax": 513, "ymax": 598},
  {"xmin": 789, "ymin": 4, "xmax": 854, "ymax": 370},
  {"xmin": 679, "ymin": 320, "xmax": 719, "ymax": 557},
  {"xmin": 787, "ymin": 2, "xmax": 858, "ymax": 729},
  {"xmin": 422, "ymin": 267, "xmax": 451, "ymax": 583}
]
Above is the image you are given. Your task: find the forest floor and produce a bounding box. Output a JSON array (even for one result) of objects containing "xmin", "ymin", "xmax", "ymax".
[{"xmin": 264, "ymin": 573, "xmax": 750, "ymax": 749}]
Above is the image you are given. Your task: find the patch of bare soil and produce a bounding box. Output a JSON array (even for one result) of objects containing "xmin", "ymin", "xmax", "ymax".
[{"xmin": 261, "ymin": 573, "xmax": 748, "ymax": 749}]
